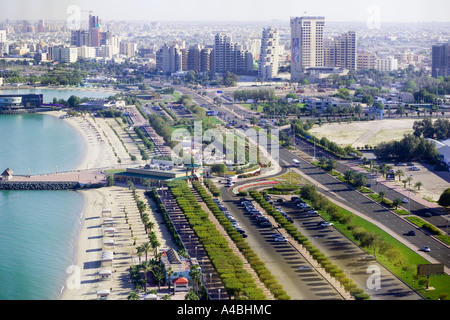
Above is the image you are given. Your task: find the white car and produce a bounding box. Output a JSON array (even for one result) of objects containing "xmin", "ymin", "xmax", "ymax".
[
  {"xmin": 402, "ymin": 198, "xmax": 409, "ymax": 203},
  {"xmin": 274, "ymin": 236, "xmax": 288, "ymax": 242},
  {"xmin": 360, "ymin": 255, "xmax": 376, "ymax": 261},
  {"xmin": 422, "ymin": 246, "xmax": 431, "ymax": 252}
]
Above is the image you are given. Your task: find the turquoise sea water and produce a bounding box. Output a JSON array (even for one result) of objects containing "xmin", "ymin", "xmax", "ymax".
[
  {"xmin": 0, "ymin": 89, "xmax": 111, "ymax": 300},
  {"xmin": 0, "ymin": 190, "xmax": 85, "ymax": 300},
  {"xmin": 0, "ymin": 87, "xmax": 113, "ymax": 103}
]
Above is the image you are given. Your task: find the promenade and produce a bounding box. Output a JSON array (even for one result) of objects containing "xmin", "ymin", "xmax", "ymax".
[{"xmin": 0, "ymin": 169, "xmax": 106, "ymax": 185}]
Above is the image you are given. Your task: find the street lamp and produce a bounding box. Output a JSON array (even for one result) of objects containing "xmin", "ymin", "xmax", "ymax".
[{"xmin": 408, "ymin": 174, "xmax": 413, "ymax": 214}]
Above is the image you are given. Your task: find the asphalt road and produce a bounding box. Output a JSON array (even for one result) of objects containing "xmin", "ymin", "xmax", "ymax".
[{"xmin": 174, "ymin": 86, "xmax": 449, "ymax": 269}]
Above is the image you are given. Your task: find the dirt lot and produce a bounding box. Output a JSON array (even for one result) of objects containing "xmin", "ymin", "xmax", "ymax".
[{"xmin": 309, "ymin": 119, "xmax": 416, "ymax": 148}]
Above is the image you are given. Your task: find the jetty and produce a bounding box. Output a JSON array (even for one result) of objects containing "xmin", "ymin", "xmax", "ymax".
[{"xmin": 0, "ymin": 168, "xmax": 107, "ymax": 190}]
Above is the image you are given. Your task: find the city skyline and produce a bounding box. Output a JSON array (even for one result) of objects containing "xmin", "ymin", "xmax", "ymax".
[{"xmin": 1, "ymin": 0, "xmax": 450, "ymax": 23}]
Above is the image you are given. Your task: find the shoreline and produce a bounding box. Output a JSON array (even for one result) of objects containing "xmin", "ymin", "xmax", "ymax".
[{"xmin": 41, "ymin": 109, "xmax": 150, "ymax": 300}]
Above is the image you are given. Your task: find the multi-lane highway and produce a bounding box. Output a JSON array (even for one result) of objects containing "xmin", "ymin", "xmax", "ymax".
[{"xmin": 174, "ymin": 85, "xmax": 449, "ymax": 269}]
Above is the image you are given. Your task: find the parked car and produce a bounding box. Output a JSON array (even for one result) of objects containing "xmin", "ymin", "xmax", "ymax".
[
  {"xmin": 274, "ymin": 236, "xmax": 288, "ymax": 242},
  {"xmin": 276, "ymin": 198, "xmax": 284, "ymax": 203},
  {"xmin": 402, "ymin": 198, "xmax": 409, "ymax": 203},
  {"xmin": 424, "ymin": 212, "xmax": 432, "ymax": 217},
  {"xmin": 360, "ymin": 255, "xmax": 376, "ymax": 261},
  {"xmin": 298, "ymin": 265, "xmax": 313, "ymax": 271}
]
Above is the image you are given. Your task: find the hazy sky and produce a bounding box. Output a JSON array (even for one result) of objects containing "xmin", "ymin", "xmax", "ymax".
[{"xmin": 1, "ymin": 0, "xmax": 449, "ymax": 22}]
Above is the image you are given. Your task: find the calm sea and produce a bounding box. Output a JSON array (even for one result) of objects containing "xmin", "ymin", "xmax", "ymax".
[{"xmin": 0, "ymin": 88, "xmax": 112, "ymax": 300}]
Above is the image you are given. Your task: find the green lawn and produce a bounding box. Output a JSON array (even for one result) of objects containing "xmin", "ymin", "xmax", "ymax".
[{"xmin": 321, "ymin": 206, "xmax": 450, "ymax": 300}]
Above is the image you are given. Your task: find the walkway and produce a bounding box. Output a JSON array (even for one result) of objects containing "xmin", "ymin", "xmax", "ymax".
[{"xmin": 157, "ymin": 187, "xmax": 226, "ymax": 300}]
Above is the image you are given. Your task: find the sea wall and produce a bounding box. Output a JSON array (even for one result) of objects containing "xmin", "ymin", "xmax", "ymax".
[{"xmin": 0, "ymin": 181, "xmax": 81, "ymax": 190}]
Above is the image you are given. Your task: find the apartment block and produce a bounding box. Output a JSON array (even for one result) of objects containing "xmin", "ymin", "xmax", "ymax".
[
  {"xmin": 376, "ymin": 56, "xmax": 398, "ymax": 71},
  {"xmin": 49, "ymin": 46, "xmax": 78, "ymax": 63},
  {"xmin": 357, "ymin": 51, "xmax": 377, "ymax": 70},
  {"xmin": 156, "ymin": 44, "xmax": 183, "ymax": 74},
  {"xmin": 259, "ymin": 28, "xmax": 279, "ymax": 80}
]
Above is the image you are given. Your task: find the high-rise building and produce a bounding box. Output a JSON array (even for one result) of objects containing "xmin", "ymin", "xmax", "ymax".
[
  {"xmin": 71, "ymin": 29, "xmax": 90, "ymax": 47},
  {"xmin": 324, "ymin": 31, "xmax": 357, "ymax": 70},
  {"xmin": 119, "ymin": 41, "xmax": 137, "ymax": 57},
  {"xmin": 214, "ymin": 33, "xmax": 235, "ymax": 74},
  {"xmin": 0, "ymin": 29, "xmax": 6, "ymax": 43},
  {"xmin": 432, "ymin": 43, "xmax": 450, "ymax": 77},
  {"xmin": 200, "ymin": 47, "xmax": 213, "ymax": 73},
  {"xmin": 156, "ymin": 44, "xmax": 183, "ymax": 74},
  {"xmin": 37, "ymin": 20, "xmax": 45, "ymax": 33},
  {"xmin": 290, "ymin": 16, "xmax": 325, "ymax": 80},
  {"xmin": 187, "ymin": 44, "xmax": 202, "ymax": 72},
  {"xmin": 259, "ymin": 28, "xmax": 279, "ymax": 80},
  {"xmin": 214, "ymin": 33, "xmax": 253, "ymax": 75}
]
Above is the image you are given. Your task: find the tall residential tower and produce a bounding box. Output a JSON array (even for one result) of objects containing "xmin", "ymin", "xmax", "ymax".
[
  {"xmin": 290, "ymin": 16, "xmax": 325, "ymax": 81},
  {"xmin": 258, "ymin": 28, "xmax": 279, "ymax": 81}
]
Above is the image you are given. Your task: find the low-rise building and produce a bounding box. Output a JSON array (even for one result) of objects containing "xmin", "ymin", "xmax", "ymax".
[{"xmin": 113, "ymin": 163, "xmax": 203, "ymax": 186}]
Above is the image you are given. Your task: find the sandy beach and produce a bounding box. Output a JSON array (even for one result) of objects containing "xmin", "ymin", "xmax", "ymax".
[{"xmin": 42, "ymin": 110, "xmax": 173, "ymax": 300}]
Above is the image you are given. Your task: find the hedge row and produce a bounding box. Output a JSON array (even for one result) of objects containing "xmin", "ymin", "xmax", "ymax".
[
  {"xmin": 168, "ymin": 181, "xmax": 266, "ymax": 300},
  {"xmin": 204, "ymin": 179, "xmax": 221, "ymax": 197},
  {"xmin": 249, "ymin": 190, "xmax": 370, "ymax": 300},
  {"xmin": 192, "ymin": 180, "xmax": 290, "ymax": 300}
]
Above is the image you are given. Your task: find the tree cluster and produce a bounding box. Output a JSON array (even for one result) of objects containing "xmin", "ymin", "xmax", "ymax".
[
  {"xmin": 413, "ymin": 118, "xmax": 450, "ymax": 140},
  {"xmin": 374, "ymin": 134, "xmax": 439, "ymax": 162},
  {"xmin": 233, "ymin": 89, "xmax": 276, "ymax": 103}
]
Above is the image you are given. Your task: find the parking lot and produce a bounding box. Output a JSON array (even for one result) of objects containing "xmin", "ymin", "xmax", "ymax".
[{"xmin": 243, "ymin": 193, "xmax": 424, "ymax": 300}]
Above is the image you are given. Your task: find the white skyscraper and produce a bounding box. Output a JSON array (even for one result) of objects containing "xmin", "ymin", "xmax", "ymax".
[
  {"xmin": 0, "ymin": 29, "xmax": 6, "ymax": 43},
  {"xmin": 259, "ymin": 28, "xmax": 279, "ymax": 80},
  {"xmin": 290, "ymin": 16, "xmax": 325, "ymax": 81}
]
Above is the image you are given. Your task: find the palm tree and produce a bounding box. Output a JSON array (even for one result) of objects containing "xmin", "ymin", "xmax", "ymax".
[
  {"xmin": 142, "ymin": 178, "xmax": 151, "ymax": 191},
  {"xmin": 395, "ymin": 169, "xmax": 404, "ymax": 181},
  {"xmin": 137, "ymin": 250, "xmax": 143, "ymax": 264},
  {"xmin": 402, "ymin": 179, "xmax": 408, "ymax": 188},
  {"xmin": 185, "ymin": 289, "xmax": 199, "ymax": 300},
  {"xmin": 393, "ymin": 198, "xmax": 402, "ymax": 209},
  {"xmin": 166, "ymin": 267, "xmax": 174, "ymax": 290},
  {"xmin": 151, "ymin": 269, "xmax": 164, "ymax": 290},
  {"xmin": 146, "ymin": 221, "xmax": 155, "ymax": 233},
  {"xmin": 140, "ymin": 260, "xmax": 153, "ymax": 292},
  {"xmin": 127, "ymin": 291, "xmax": 140, "ymax": 300},
  {"xmin": 151, "ymin": 238, "xmax": 161, "ymax": 257},
  {"xmin": 126, "ymin": 179, "xmax": 134, "ymax": 190},
  {"xmin": 415, "ymin": 181, "xmax": 422, "ymax": 190},
  {"xmin": 378, "ymin": 191, "xmax": 386, "ymax": 203},
  {"xmin": 189, "ymin": 265, "xmax": 202, "ymax": 294},
  {"xmin": 380, "ymin": 166, "xmax": 389, "ymax": 179},
  {"xmin": 138, "ymin": 241, "xmax": 152, "ymax": 261}
]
